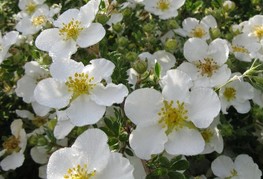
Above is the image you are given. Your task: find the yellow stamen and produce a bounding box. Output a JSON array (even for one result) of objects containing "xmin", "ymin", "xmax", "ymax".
[
  {"xmin": 253, "ymin": 25, "xmax": 263, "ymax": 39},
  {"xmin": 25, "ymin": 2, "xmax": 37, "ymax": 14},
  {"xmin": 223, "ymin": 87, "xmax": 236, "ymax": 101},
  {"xmin": 158, "ymin": 100, "xmax": 188, "ymax": 134},
  {"xmin": 201, "ymin": 129, "xmax": 213, "ymax": 143},
  {"xmin": 65, "ymin": 72, "xmax": 95, "ymax": 99},
  {"xmin": 191, "ymin": 26, "xmax": 206, "ymax": 38},
  {"xmin": 32, "ymin": 117, "xmax": 47, "ymax": 127},
  {"xmin": 59, "ymin": 19, "xmax": 84, "ymax": 40},
  {"xmin": 157, "ymin": 0, "xmax": 170, "ymax": 11},
  {"xmin": 3, "ymin": 136, "xmax": 21, "ymax": 154},
  {"xmin": 232, "ymin": 45, "xmax": 249, "ymax": 54},
  {"xmin": 64, "ymin": 164, "xmax": 96, "ymax": 179},
  {"xmin": 196, "ymin": 58, "xmax": 219, "ymax": 77},
  {"xmin": 32, "ymin": 15, "xmax": 46, "ymax": 26}
]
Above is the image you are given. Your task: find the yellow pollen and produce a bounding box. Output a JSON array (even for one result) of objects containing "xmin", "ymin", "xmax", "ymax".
[
  {"xmin": 32, "ymin": 15, "xmax": 46, "ymax": 26},
  {"xmin": 223, "ymin": 87, "xmax": 236, "ymax": 101},
  {"xmin": 191, "ymin": 26, "xmax": 206, "ymax": 38},
  {"xmin": 201, "ymin": 129, "xmax": 213, "ymax": 143},
  {"xmin": 3, "ymin": 136, "xmax": 21, "ymax": 154},
  {"xmin": 196, "ymin": 58, "xmax": 219, "ymax": 77},
  {"xmin": 25, "ymin": 2, "xmax": 37, "ymax": 14},
  {"xmin": 253, "ymin": 25, "xmax": 263, "ymax": 39},
  {"xmin": 65, "ymin": 73, "xmax": 95, "ymax": 98},
  {"xmin": 158, "ymin": 100, "xmax": 188, "ymax": 134},
  {"xmin": 232, "ymin": 45, "xmax": 249, "ymax": 54},
  {"xmin": 64, "ymin": 164, "xmax": 96, "ymax": 179},
  {"xmin": 157, "ymin": 0, "xmax": 170, "ymax": 11},
  {"xmin": 59, "ymin": 19, "xmax": 84, "ymax": 40}
]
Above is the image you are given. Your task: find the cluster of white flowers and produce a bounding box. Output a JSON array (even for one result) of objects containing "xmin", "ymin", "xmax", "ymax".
[{"xmin": 0, "ymin": 0, "xmax": 263, "ymax": 178}]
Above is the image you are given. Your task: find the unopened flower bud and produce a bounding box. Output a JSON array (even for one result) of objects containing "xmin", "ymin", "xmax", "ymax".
[
  {"xmin": 37, "ymin": 136, "xmax": 48, "ymax": 146},
  {"xmin": 117, "ymin": 36, "xmax": 129, "ymax": 47},
  {"xmin": 112, "ymin": 22, "xmax": 124, "ymax": 33},
  {"xmin": 223, "ymin": 1, "xmax": 236, "ymax": 12},
  {"xmin": 164, "ymin": 39, "xmax": 177, "ymax": 53},
  {"xmin": 132, "ymin": 60, "xmax": 148, "ymax": 74},
  {"xmin": 125, "ymin": 52, "xmax": 137, "ymax": 62},
  {"xmin": 96, "ymin": 13, "xmax": 110, "ymax": 25},
  {"xmin": 143, "ymin": 23, "xmax": 155, "ymax": 33},
  {"xmin": 166, "ymin": 19, "xmax": 179, "ymax": 29},
  {"xmin": 210, "ymin": 27, "xmax": 221, "ymax": 39},
  {"xmin": 28, "ymin": 135, "xmax": 38, "ymax": 146}
]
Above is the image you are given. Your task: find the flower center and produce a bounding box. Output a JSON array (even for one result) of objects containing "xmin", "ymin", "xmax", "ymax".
[
  {"xmin": 157, "ymin": 0, "xmax": 170, "ymax": 11},
  {"xmin": 59, "ymin": 19, "xmax": 84, "ymax": 40},
  {"xmin": 232, "ymin": 45, "xmax": 249, "ymax": 54},
  {"xmin": 196, "ymin": 58, "xmax": 219, "ymax": 77},
  {"xmin": 3, "ymin": 136, "xmax": 21, "ymax": 154},
  {"xmin": 65, "ymin": 72, "xmax": 95, "ymax": 98},
  {"xmin": 225, "ymin": 169, "xmax": 238, "ymax": 179},
  {"xmin": 158, "ymin": 100, "xmax": 188, "ymax": 134},
  {"xmin": 25, "ymin": 2, "xmax": 37, "ymax": 14},
  {"xmin": 191, "ymin": 26, "xmax": 206, "ymax": 38},
  {"xmin": 253, "ymin": 25, "xmax": 263, "ymax": 39},
  {"xmin": 32, "ymin": 116, "xmax": 47, "ymax": 127},
  {"xmin": 201, "ymin": 129, "xmax": 213, "ymax": 143},
  {"xmin": 223, "ymin": 87, "xmax": 236, "ymax": 101},
  {"xmin": 32, "ymin": 15, "xmax": 46, "ymax": 26},
  {"xmin": 64, "ymin": 164, "xmax": 96, "ymax": 179}
]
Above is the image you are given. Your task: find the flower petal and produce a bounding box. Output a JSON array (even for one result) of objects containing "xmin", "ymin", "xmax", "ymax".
[
  {"xmin": 72, "ymin": 128, "xmax": 110, "ymax": 171},
  {"xmin": 91, "ymin": 83, "xmax": 128, "ymax": 106},
  {"xmin": 79, "ymin": 0, "xmax": 101, "ymax": 27},
  {"xmin": 124, "ymin": 88, "xmax": 163, "ymax": 125},
  {"xmin": 49, "ymin": 39, "xmax": 77, "ymax": 59},
  {"xmin": 50, "ymin": 59, "xmax": 84, "ymax": 82},
  {"xmin": 208, "ymin": 38, "xmax": 229, "ymax": 65},
  {"xmin": 66, "ymin": 95, "xmax": 106, "ymax": 126},
  {"xmin": 0, "ymin": 153, "xmax": 25, "ymax": 171},
  {"xmin": 34, "ymin": 78, "xmax": 72, "ymax": 109},
  {"xmin": 188, "ymin": 88, "xmax": 221, "ymax": 128},
  {"xmin": 184, "ymin": 38, "xmax": 208, "ymax": 62},
  {"xmin": 35, "ymin": 28, "xmax": 61, "ymax": 52},
  {"xmin": 77, "ymin": 23, "xmax": 105, "ymax": 48},
  {"xmin": 211, "ymin": 155, "xmax": 234, "ymax": 178},
  {"xmin": 165, "ymin": 128, "xmax": 205, "ymax": 155},
  {"xmin": 83, "ymin": 58, "xmax": 115, "ymax": 83},
  {"xmin": 54, "ymin": 120, "xmax": 75, "ymax": 139},
  {"xmin": 129, "ymin": 120, "xmax": 167, "ymax": 160},
  {"xmin": 161, "ymin": 69, "xmax": 192, "ymax": 102},
  {"xmin": 96, "ymin": 153, "xmax": 134, "ymax": 179}
]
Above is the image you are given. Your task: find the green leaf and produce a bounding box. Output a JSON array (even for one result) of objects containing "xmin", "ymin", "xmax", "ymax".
[
  {"xmin": 154, "ymin": 62, "xmax": 161, "ymax": 78},
  {"xmin": 168, "ymin": 171, "xmax": 185, "ymax": 179},
  {"xmin": 125, "ymin": 148, "xmax": 134, "ymax": 156},
  {"xmin": 159, "ymin": 156, "xmax": 170, "ymax": 167},
  {"xmin": 171, "ymin": 160, "xmax": 189, "ymax": 171}
]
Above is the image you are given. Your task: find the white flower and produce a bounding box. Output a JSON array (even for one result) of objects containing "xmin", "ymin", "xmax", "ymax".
[
  {"xmin": 0, "ymin": 119, "xmax": 27, "ymax": 171},
  {"xmin": 47, "ymin": 128, "xmax": 134, "ymax": 179},
  {"xmin": 125, "ymin": 69, "xmax": 221, "ymax": 159},
  {"xmin": 0, "ymin": 31, "xmax": 19, "ymax": 64},
  {"xmin": 15, "ymin": 61, "xmax": 50, "ymax": 116},
  {"xmin": 15, "ymin": 5, "xmax": 54, "ymax": 35},
  {"xmin": 230, "ymin": 33, "xmax": 260, "ymax": 62},
  {"xmin": 35, "ymin": 0, "xmax": 105, "ymax": 59},
  {"xmin": 219, "ymin": 73, "xmax": 254, "ymax": 114},
  {"xmin": 18, "ymin": 0, "xmax": 46, "ymax": 15},
  {"xmin": 211, "ymin": 154, "xmax": 262, "ymax": 179},
  {"xmin": 126, "ymin": 155, "xmax": 146, "ymax": 179},
  {"xmin": 178, "ymin": 38, "xmax": 231, "ymax": 88},
  {"xmin": 200, "ymin": 117, "xmax": 223, "ymax": 154},
  {"xmin": 242, "ymin": 15, "xmax": 263, "ymax": 41},
  {"xmin": 34, "ymin": 58, "xmax": 128, "ymax": 127},
  {"xmin": 175, "ymin": 15, "xmax": 217, "ymax": 40},
  {"xmin": 142, "ymin": 0, "xmax": 185, "ymax": 20}
]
